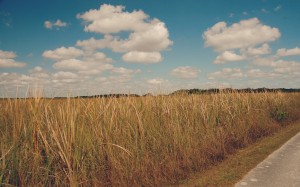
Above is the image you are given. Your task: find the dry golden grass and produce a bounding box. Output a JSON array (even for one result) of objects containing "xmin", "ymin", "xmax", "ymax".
[{"xmin": 0, "ymin": 92, "xmax": 299, "ymax": 186}]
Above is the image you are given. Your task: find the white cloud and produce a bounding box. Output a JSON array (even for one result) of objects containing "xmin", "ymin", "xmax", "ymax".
[
  {"xmin": 76, "ymin": 23, "xmax": 172, "ymax": 53},
  {"xmin": 0, "ymin": 50, "xmax": 26, "ymax": 68},
  {"xmin": 252, "ymin": 58, "xmax": 298, "ymax": 68},
  {"xmin": 274, "ymin": 61, "xmax": 300, "ymax": 73},
  {"xmin": 52, "ymin": 58, "xmax": 109, "ymax": 71},
  {"xmin": 53, "ymin": 71, "xmax": 78, "ymax": 79},
  {"xmin": 212, "ymin": 43, "xmax": 271, "ymax": 64},
  {"xmin": 0, "ymin": 59, "xmax": 26, "ymax": 68},
  {"xmin": 246, "ymin": 69, "xmax": 278, "ymax": 78},
  {"xmin": 252, "ymin": 58, "xmax": 300, "ymax": 75},
  {"xmin": 111, "ymin": 67, "xmax": 141, "ymax": 75},
  {"xmin": 251, "ymin": 57, "xmax": 274, "ymax": 67},
  {"xmin": 77, "ymin": 4, "xmax": 172, "ymax": 64},
  {"xmin": 0, "ymin": 71, "xmax": 50, "ymax": 89},
  {"xmin": 53, "ymin": 59, "xmax": 86, "ymax": 70},
  {"xmin": 122, "ymin": 51, "xmax": 162, "ymax": 63},
  {"xmin": 261, "ymin": 8, "xmax": 268, "ymax": 13},
  {"xmin": 52, "ymin": 72, "xmax": 81, "ymax": 84},
  {"xmin": 95, "ymin": 75, "xmax": 133, "ymax": 84},
  {"xmin": 44, "ymin": 21, "xmax": 52, "ymax": 29},
  {"xmin": 85, "ymin": 52, "xmax": 113, "ymax": 62},
  {"xmin": 208, "ymin": 68, "xmax": 244, "ymax": 80},
  {"xmin": 147, "ymin": 78, "xmax": 166, "ymax": 85},
  {"xmin": 44, "ymin": 19, "xmax": 68, "ymax": 29},
  {"xmin": 54, "ymin": 20, "xmax": 67, "ymax": 27},
  {"xmin": 77, "ymin": 4, "xmax": 149, "ymax": 33},
  {"xmin": 274, "ymin": 5, "xmax": 282, "ymax": 12},
  {"xmin": 276, "ymin": 47, "xmax": 300, "ymax": 56},
  {"xmin": 78, "ymin": 69, "xmax": 102, "ymax": 75},
  {"xmin": 43, "ymin": 47, "xmax": 83, "ymax": 60},
  {"xmin": 0, "ymin": 50, "xmax": 16, "ymax": 59},
  {"xmin": 214, "ymin": 51, "xmax": 245, "ymax": 64},
  {"xmin": 241, "ymin": 43, "xmax": 271, "ymax": 56},
  {"xmin": 31, "ymin": 66, "xmax": 43, "ymax": 72},
  {"xmin": 29, "ymin": 66, "xmax": 49, "ymax": 78},
  {"xmin": 76, "ymin": 35, "xmax": 114, "ymax": 51},
  {"xmin": 2, "ymin": 5, "xmax": 178, "ymax": 97},
  {"xmin": 95, "ymin": 77, "xmax": 108, "ymax": 83},
  {"xmin": 171, "ymin": 66, "xmax": 199, "ymax": 79},
  {"xmin": 203, "ymin": 18, "xmax": 280, "ymax": 52},
  {"xmin": 117, "ymin": 21, "xmax": 172, "ymax": 52},
  {"xmin": 53, "ymin": 58, "xmax": 114, "ymax": 72}
]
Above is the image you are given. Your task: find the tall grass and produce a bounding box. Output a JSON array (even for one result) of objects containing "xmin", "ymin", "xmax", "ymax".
[{"xmin": 0, "ymin": 92, "xmax": 299, "ymax": 186}]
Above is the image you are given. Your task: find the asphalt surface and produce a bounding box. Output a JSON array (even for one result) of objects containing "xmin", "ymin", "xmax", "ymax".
[{"xmin": 235, "ymin": 131, "xmax": 300, "ymax": 187}]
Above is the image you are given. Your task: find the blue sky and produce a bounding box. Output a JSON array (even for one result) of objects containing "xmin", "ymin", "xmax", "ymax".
[{"xmin": 0, "ymin": 0, "xmax": 300, "ymax": 97}]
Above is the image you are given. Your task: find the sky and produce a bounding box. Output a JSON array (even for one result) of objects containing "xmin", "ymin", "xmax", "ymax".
[{"xmin": 0, "ymin": 0, "xmax": 300, "ymax": 97}]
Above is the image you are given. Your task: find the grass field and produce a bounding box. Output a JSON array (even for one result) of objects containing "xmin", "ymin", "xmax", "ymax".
[{"xmin": 0, "ymin": 92, "xmax": 299, "ymax": 186}]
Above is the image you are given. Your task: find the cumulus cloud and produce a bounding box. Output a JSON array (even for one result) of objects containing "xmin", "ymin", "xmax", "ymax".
[
  {"xmin": 276, "ymin": 47, "xmax": 300, "ymax": 56},
  {"xmin": 171, "ymin": 66, "xmax": 199, "ymax": 79},
  {"xmin": 77, "ymin": 4, "xmax": 149, "ymax": 33},
  {"xmin": 0, "ymin": 59, "xmax": 26, "ymax": 68},
  {"xmin": 95, "ymin": 74, "xmax": 133, "ymax": 84},
  {"xmin": 53, "ymin": 58, "xmax": 113, "ymax": 71},
  {"xmin": 29, "ymin": 66, "xmax": 49, "ymax": 78},
  {"xmin": 203, "ymin": 18, "xmax": 280, "ymax": 52},
  {"xmin": 111, "ymin": 67, "xmax": 141, "ymax": 75},
  {"xmin": 76, "ymin": 35, "xmax": 114, "ymax": 51},
  {"xmin": 43, "ymin": 47, "xmax": 84, "ymax": 60},
  {"xmin": 212, "ymin": 43, "xmax": 272, "ymax": 64},
  {"xmin": 0, "ymin": 50, "xmax": 26, "ymax": 68},
  {"xmin": 0, "ymin": 67, "xmax": 141, "ymax": 98},
  {"xmin": 52, "ymin": 59, "xmax": 85, "ymax": 70},
  {"xmin": 0, "ymin": 71, "xmax": 50, "ymax": 90},
  {"xmin": 252, "ymin": 58, "xmax": 300, "ymax": 74},
  {"xmin": 51, "ymin": 71, "xmax": 80, "ymax": 83},
  {"xmin": 53, "ymin": 71, "xmax": 78, "ymax": 79},
  {"xmin": 3, "ymin": 4, "xmax": 174, "ymax": 97},
  {"xmin": 241, "ymin": 43, "xmax": 271, "ymax": 56},
  {"xmin": 44, "ymin": 19, "xmax": 68, "ymax": 29},
  {"xmin": 122, "ymin": 51, "xmax": 162, "ymax": 63},
  {"xmin": 117, "ymin": 21, "xmax": 172, "ymax": 52},
  {"xmin": 246, "ymin": 69, "xmax": 278, "ymax": 78},
  {"xmin": 214, "ymin": 51, "xmax": 245, "ymax": 64},
  {"xmin": 77, "ymin": 4, "xmax": 172, "ymax": 63},
  {"xmin": 42, "ymin": 45, "xmax": 119, "ymax": 79},
  {"xmin": 84, "ymin": 52, "xmax": 113, "ymax": 62},
  {"xmin": 147, "ymin": 78, "xmax": 166, "ymax": 85},
  {"xmin": 0, "ymin": 50, "xmax": 16, "ymax": 59},
  {"xmin": 208, "ymin": 68, "xmax": 244, "ymax": 80}
]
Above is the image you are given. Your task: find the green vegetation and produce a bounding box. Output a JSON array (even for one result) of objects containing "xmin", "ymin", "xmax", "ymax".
[{"xmin": 0, "ymin": 92, "xmax": 299, "ymax": 186}]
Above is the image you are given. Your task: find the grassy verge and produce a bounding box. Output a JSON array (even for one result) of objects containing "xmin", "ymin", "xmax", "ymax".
[{"xmin": 174, "ymin": 120, "xmax": 300, "ymax": 187}]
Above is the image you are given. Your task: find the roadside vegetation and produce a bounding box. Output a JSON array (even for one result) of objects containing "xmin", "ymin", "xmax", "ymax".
[
  {"xmin": 0, "ymin": 91, "xmax": 299, "ymax": 186},
  {"xmin": 175, "ymin": 119, "xmax": 300, "ymax": 187}
]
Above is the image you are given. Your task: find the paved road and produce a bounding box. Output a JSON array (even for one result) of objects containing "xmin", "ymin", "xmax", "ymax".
[{"xmin": 235, "ymin": 131, "xmax": 300, "ymax": 187}]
